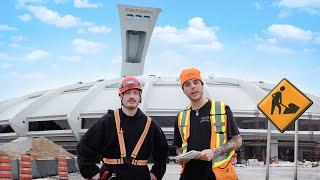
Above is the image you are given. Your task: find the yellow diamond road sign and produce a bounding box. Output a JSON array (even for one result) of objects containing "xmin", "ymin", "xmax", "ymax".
[{"xmin": 257, "ymin": 78, "xmax": 313, "ymax": 133}]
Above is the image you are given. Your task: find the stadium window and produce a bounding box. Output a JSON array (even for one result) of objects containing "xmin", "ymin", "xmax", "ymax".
[
  {"xmin": 29, "ymin": 120, "xmax": 70, "ymax": 131},
  {"xmin": 299, "ymin": 119, "xmax": 320, "ymax": 131},
  {"xmin": 234, "ymin": 117, "xmax": 267, "ymax": 129},
  {"xmin": 0, "ymin": 124, "xmax": 14, "ymax": 133},
  {"xmin": 150, "ymin": 116, "xmax": 176, "ymax": 127},
  {"xmin": 81, "ymin": 118, "xmax": 99, "ymax": 129}
]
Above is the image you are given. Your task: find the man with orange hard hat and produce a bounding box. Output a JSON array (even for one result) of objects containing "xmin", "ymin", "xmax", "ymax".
[
  {"xmin": 173, "ymin": 68, "xmax": 242, "ymax": 180},
  {"xmin": 77, "ymin": 76, "xmax": 169, "ymax": 180}
]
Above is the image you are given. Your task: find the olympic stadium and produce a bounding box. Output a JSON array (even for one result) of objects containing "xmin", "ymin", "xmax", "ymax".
[{"xmin": 0, "ymin": 4, "xmax": 319, "ymax": 163}]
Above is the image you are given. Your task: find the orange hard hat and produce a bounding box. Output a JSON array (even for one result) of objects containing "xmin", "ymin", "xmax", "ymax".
[
  {"xmin": 119, "ymin": 76, "xmax": 142, "ymax": 95},
  {"xmin": 179, "ymin": 67, "xmax": 203, "ymax": 86}
]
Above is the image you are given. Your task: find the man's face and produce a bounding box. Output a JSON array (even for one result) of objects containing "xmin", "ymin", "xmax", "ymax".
[
  {"xmin": 120, "ymin": 89, "xmax": 141, "ymax": 109},
  {"xmin": 182, "ymin": 79, "xmax": 203, "ymax": 101}
]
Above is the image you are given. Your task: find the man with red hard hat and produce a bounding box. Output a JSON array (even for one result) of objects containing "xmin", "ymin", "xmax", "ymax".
[{"xmin": 77, "ymin": 76, "xmax": 169, "ymax": 180}]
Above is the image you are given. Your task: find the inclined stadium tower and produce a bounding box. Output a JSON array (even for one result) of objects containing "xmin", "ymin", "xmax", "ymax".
[{"xmin": 0, "ymin": 4, "xmax": 319, "ymax": 162}]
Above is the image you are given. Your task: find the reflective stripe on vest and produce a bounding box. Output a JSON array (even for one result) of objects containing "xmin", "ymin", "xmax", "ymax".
[
  {"xmin": 178, "ymin": 105, "xmax": 191, "ymax": 154},
  {"xmin": 177, "ymin": 100, "xmax": 235, "ymax": 168}
]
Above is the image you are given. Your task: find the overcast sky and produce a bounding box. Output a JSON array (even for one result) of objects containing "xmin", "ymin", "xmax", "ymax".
[{"xmin": 0, "ymin": 0, "xmax": 319, "ymax": 102}]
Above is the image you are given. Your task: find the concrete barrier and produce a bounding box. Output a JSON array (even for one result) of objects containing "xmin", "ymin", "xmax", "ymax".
[{"xmin": 6, "ymin": 157, "xmax": 78, "ymax": 179}]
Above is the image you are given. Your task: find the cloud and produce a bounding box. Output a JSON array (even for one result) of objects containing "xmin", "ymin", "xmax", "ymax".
[
  {"xmin": 72, "ymin": 38, "xmax": 103, "ymax": 54},
  {"xmin": 146, "ymin": 50, "xmax": 193, "ymax": 76},
  {"xmin": 153, "ymin": 17, "xmax": 222, "ymax": 51},
  {"xmin": 255, "ymin": 2, "xmax": 263, "ymax": 10},
  {"xmin": 11, "ymin": 36, "xmax": 24, "ymax": 42},
  {"xmin": 54, "ymin": 0, "xmax": 65, "ymax": 4},
  {"xmin": 0, "ymin": 53, "xmax": 9, "ymax": 60},
  {"xmin": 26, "ymin": 50, "xmax": 50, "ymax": 60},
  {"xmin": 10, "ymin": 71, "xmax": 47, "ymax": 80},
  {"xmin": 0, "ymin": 52, "xmax": 26, "ymax": 61},
  {"xmin": 276, "ymin": 0, "xmax": 320, "ymax": 15},
  {"xmin": 22, "ymin": 72, "xmax": 47, "ymax": 79},
  {"xmin": 278, "ymin": 10, "xmax": 292, "ymax": 18},
  {"xmin": 59, "ymin": 55, "xmax": 83, "ymax": 63},
  {"xmin": 253, "ymin": 24, "xmax": 319, "ymax": 54},
  {"xmin": 19, "ymin": 13, "xmax": 32, "ymax": 21},
  {"xmin": 74, "ymin": 0, "xmax": 102, "ymax": 8},
  {"xmin": 0, "ymin": 24, "xmax": 18, "ymax": 31},
  {"xmin": 253, "ymin": 33, "xmax": 294, "ymax": 54},
  {"xmin": 27, "ymin": 5, "xmax": 79, "ymax": 28},
  {"xmin": 303, "ymin": 48, "xmax": 316, "ymax": 53},
  {"xmin": 9, "ymin": 36, "xmax": 24, "ymax": 48},
  {"xmin": 316, "ymin": 36, "xmax": 320, "ymax": 44},
  {"xmin": 16, "ymin": 0, "xmax": 46, "ymax": 8},
  {"xmin": 51, "ymin": 64, "xmax": 58, "ymax": 70},
  {"xmin": 268, "ymin": 24, "xmax": 313, "ymax": 41},
  {"xmin": 110, "ymin": 56, "xmax": 122, "ymax": 64},
  {"xmin": 16, "ymin": 0, "xmax": 25, "ymax": 8},
  {"xmin": 1, "ymin": 63, "xmax": 12, "ymax": 69},
  {"xmin": 256, "ymin": 43, "xmax": 294, "ymax": 54},
  {"xmin": 78, "ymin": 21, "xmax": 112, "ymax": 33},
  {"xmin": 0, "ymin": 53, "xmax": 25, "ymax": 61},
  {"xmin": 88, "ymin": 25, "xmax": 111, "ymax": 33},
  {"xmin": 277, "ymin": 0, "xmax": 320, "ymax": 9},
  {"xmin": 25, "ymin": 5, "xmax": 111, "ymax": 33}
]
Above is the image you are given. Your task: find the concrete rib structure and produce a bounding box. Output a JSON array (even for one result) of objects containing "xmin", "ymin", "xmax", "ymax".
[{"xmin": 1, "ymin": 76, "xmax": 320, "ymax": 159}]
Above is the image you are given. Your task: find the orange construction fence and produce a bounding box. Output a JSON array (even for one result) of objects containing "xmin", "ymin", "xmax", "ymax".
[
  {"xmin": 0, "ymin": 155, "xmax": 13, "ymax": 180},
  {"xmin": 19, "ymin": 154, "xmax": 32, "ymax": 180},
  {"xmin": 57, "ymin": 155, "xmax": 68, "ymax": 180}
]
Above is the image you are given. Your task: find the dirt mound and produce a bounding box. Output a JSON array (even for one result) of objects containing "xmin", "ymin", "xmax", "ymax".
[{"xmin": 0, "ymin": 136, "xmax": 75, "ymax": 159}]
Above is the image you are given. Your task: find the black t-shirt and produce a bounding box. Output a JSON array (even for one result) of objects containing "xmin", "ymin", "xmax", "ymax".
[{"xmin": 173, "ymin": 100, "xmax": 240, "ymax": 180}]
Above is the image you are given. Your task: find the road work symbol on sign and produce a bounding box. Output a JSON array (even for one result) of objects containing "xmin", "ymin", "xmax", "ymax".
[
  {"xmin": 271, "ymin": 86, "xmax": 300, "ymax": 115},
  {"xmin": 258, "ymin": 78, "xmax": 313, "ymax": 133}
]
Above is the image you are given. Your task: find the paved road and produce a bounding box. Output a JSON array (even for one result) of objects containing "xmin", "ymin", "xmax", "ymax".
[{"xmin": 37, "ymin": 164, "xmax": 320, "ymax": 180}]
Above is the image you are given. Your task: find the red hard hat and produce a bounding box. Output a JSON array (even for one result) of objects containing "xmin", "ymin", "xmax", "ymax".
[{"xmin": 119, "ymin": 76, "xmax": 142, "ymax": 95}]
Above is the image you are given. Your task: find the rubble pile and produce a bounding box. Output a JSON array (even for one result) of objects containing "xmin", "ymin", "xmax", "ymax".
[{"xmin": 0, "ymin": 136, "xmax": 75, "ymax": 159}]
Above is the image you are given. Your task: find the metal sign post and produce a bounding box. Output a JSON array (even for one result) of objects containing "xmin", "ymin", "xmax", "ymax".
[
  {"xmin": 294, "ymin": 119, "xmax": 299, "ymax": 180},
  {"xmin": 257, "ymin": 78, "xmax": 313, "ymax": 180},
  {"xmin": 266, "ymin": 121, "xmax": 271, "ymax": 180}
]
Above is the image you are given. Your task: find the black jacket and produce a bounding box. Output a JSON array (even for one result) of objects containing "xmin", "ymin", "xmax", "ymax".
[{"xmin": 77, "ymin": 108, "xmax": 169, "ymax": 179}]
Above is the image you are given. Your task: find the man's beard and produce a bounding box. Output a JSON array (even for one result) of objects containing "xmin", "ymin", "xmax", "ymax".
[{"xmin": 123, "ymin": 103, "xmax": 138, "ymax": 109}]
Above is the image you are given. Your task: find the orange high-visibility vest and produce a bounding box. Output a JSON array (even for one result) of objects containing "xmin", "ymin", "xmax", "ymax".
[
  {"xmin": 178, "ymin": 100, "xmax": 237, "ymax": 180},
  {"xmin": 103, "ymin": 109, "xmax": 151, "ymax": 166}
]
